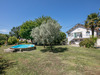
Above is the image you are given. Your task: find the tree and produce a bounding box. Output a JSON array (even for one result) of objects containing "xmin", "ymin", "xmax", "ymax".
[
  {"xmin": 53, "ymin": 32, "xmax": 66, "ymax": 45},
  {"xmin": 85, "ymin": 13, "xmax": 99, "ymax": 37},
  {"xmin": 0, "ymin": 34, "xmax": 6, "ymax": 45},
  {"xmin": 0, "ymin": 33, "xmax": 6, "ymax": 40},
  {"xmin": 5, "ymin": 34, "xmax": 9, "ymax": 45},
  {"xmin": 9, "ymin": 26, "xmax": 20, "ymax": 38},
  {"xmin": 20, "ymin": 16, "xmax": 53, "ymax": 40},
  {"xmin": 59, "ymin": 32, "xmax": 66, "ymax": 40},
  {"xmin": 31, "ymin": 19, "xmax": 61, "ymax": 50},
  {"xmin": 8, "ymin": 36, "xmax": 17, "ymax": 45},
  {"xmin": 19, "ymin": 20, "xmax": 35, "ymax": 40},
  {"xmin": 58, "ymin": 32, "xmax": 66, "ymax": 44}
]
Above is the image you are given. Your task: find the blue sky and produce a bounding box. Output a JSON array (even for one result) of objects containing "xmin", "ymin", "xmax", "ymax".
[{"xmin": 0, "ymin": 0, "xmax": 100, "ymax": 35}]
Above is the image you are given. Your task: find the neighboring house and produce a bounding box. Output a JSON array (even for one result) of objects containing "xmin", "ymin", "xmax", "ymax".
[
  {"xmin": 67, "ymin": 24, "xmax": 100, "ymax": 46},
  {"xmin": 19, "ymin": 38, "xmax": 31, "ymax": 43}
]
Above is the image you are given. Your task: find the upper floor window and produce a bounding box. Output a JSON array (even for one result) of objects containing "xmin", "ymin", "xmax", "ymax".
[
  {"xmin": 68, "ymin": 33, "xmax": 73, "ymax": 37},
  {"xmin": 86, "ymin": 31, "xmax": 90, "ymax": 36},
  {"xmin": 74, "ymin": 32, "xmax": 82, "ymax": 38}
]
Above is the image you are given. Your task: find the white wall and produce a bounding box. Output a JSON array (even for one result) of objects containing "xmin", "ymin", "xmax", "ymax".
[
  {"xmin": 97, "ymin": 39, "xmax": 100, "ymax": 46},
  {"xmin": 67, "ymin": 26, "xmax": 97, "ymax": 44}
]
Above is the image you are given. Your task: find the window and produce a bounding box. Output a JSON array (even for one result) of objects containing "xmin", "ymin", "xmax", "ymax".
[
  {"xmin": 74, "ymin": 32, "xmax": 82, "ymax": 38},
  {"xmin": 86, "ymin": 31, "xmax": 90, "ymax": 36},
  {"xmin": 74, "ymin": 33, "xmax": 77, "ymax": 38},
  {"xmin": 99, "ymin": 28, "xmax": 100, "ymax": 31},
  {"xmin": 68, "ymin": 33, "xmax": 73, "ymax": 37}
]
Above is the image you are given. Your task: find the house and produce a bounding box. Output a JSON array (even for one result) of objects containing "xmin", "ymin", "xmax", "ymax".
[{"xmin": 67, "ymin": 24, "xmax": 100, "ymax": 46}]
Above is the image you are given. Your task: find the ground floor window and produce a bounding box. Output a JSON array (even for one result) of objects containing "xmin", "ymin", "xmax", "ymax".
[{"xmin": 86, "ymin": 31, "xmax": 90, "ymax": 36}]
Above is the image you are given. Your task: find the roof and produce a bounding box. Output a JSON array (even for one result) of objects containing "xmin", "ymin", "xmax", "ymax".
[{"xmin": 66, "ymin": 24, "xmax": 84, "ymax": 33}]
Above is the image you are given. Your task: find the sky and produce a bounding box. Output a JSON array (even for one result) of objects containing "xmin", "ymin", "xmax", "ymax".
[{"xmin": 0, "ymin": 0, "xmax": 100, "ymax": 35}]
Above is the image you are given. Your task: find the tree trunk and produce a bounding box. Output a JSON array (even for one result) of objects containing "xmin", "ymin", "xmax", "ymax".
[
  {"xmin": 50, "ymin": 43, "xmax": 53, "ymax": 50},
  {"xmin": 91, "ymin": 25, "xmax": 94, "ymax": 38},
  {"xmin": 31, "ymin": 39, "xmax": 33, "ymax": 44},
  {"xmin": 6, "ymin": 37, "xmax": 8, "ymax": 46},
  {"xmin": 43, "ymin": 44, "xmax": 45, "ymax": 48}
]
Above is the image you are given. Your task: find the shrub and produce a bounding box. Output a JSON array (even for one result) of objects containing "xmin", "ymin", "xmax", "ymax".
[
  {"xmin": 0, "ymin": 56, "xmax": 10, "ymax": 74},
  {"xmin": 0, "ymin": 34, "xmax": 6, "ymax": 45},
  {"xmin": 79, "ymin": 38, "xmax": 97, "ymax": 48},
  {"xmin": 0, "ymin": 40, "xmax": 6, "ymax": 45},
  {"xmin": 0, "ymin": 34, "xmax": 6, "ymax": 40},
  {"xmin": 91, "ymin": 37, "xmax": 97, "ymax": 43},
  {"xmin": 69, "ymin": 41, "xmax": 71, "ymax": 45},
  {"xmin": 79, "ymin": 38, "xmax": 95, "ymax": 48},
  {"xmin": 17, "ymin": 39, "xmax": 19, "ymax": 43},
  {"xmin": 8, "ymin": 36, "xmax": 17, "ymax": 45}
]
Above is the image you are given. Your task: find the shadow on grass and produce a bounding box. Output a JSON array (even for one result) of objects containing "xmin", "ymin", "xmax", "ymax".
[
  {"xmin": 0, "ymin": 57, "xmax": 16, "ymax": 75},
  {"xmin": 41, "ymin": 47, "xmax": 68, "ymax": 53}
]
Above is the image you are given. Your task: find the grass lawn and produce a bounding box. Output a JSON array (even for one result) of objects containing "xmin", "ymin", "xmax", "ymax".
[{"xmin": 0, "ymin": 45, "xmax": 100, "ymax": 75}]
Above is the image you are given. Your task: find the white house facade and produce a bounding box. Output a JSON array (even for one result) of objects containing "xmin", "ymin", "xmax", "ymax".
[{"xmin": 67, "ymin": 24, "xmax": 99, "ymax": 45}]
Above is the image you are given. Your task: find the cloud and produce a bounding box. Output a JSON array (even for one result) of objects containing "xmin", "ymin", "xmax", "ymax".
[{"xmin": 0, "ymin": 29, "xmax": 9, "ymax": 34}]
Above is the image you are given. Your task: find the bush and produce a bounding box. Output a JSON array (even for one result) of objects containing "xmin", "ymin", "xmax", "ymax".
[
  {"xmin": 0, "ymin": 34, "xmax": 6, "ymax": 45},
  {"xmin": 0, "ymin": 56, "xmax": 10, "ymax": 74},
  {"xmin": 0, "ymin": 40, "xmax": 6, "ymax": 45},
  {"xmin": 79, "ymin": 37, "xmax": 97, "ymax": 48},
  {"xmin": 8, "ymin": 36, "xmax": 17, "ymax": 45}
]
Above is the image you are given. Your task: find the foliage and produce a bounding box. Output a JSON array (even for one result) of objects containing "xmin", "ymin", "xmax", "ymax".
[
  {"xmin": 59, "ymin": 32, "xmax": 66, "ymax": 41},
  {"xmin": 8, "ymin": 36, "xmax": 17, "ymax": 45},
  {"xmin": 31, "ymin": 19, "xmax": 61, "ymax": 50},
  {"xmin": 79, "ymin": 37, "xmax": 97, "ymax": 48},
  {"xmin": 0, "ymin": 40, "xmax": 6, "ymax": 45},
  {"xmin": 9, "ymin": 27, "xmax": 20, "ymax": 38},
  {"xmin": 19, "ymin": 20, "xmax": 35, "ymax": 39},
  {"xmin": 20, "ymin": 16, "xmax": 53, "ymax": 39},
  {"xmin": 5, "ymin": 34, "xmax": 9, "ymax": 45},
  {"xmin": 0, "ymin": 33, "xmax": 6, "ymax": 40},
  {"xmin": 0, "ymin": 34, "xmax": 6, "ymax": 45},
  {"xmin": 53, "ymin": 32, "xmax": 66, "ymax": 45},
  {"xmin": 69, "ymin": 41, "xmax": 71, "ymax": 45},
  {"xmin": 17, "ymin": 39, "xmax": 19, "ymax": 43},
  {"xmin": 0, "ymin": 56, "xmax": 9, "ymax": 74},
  {"xmin": 85, "ymin": 13, "xmax": 99, "ymax": 37},
  {"xmin": 90, "ymin": 36, "xmax": 97, "ymax": 43}
]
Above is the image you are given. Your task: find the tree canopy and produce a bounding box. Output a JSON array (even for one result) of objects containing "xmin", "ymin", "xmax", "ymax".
[
  {"xmin": 0, "ymin": 33, "xmax": 6, "ymax": 40},
  {"xmin": 20, "ymin": 16, "xmax": 54, "ymax": 40},
  {"xmin": 9, "ymin": 26, "xmax": 20, "ymax": 38},
  {"xmin": 31, "ymin": 19, "xmax": 61, "ymax": 50},
  {"xmin": 0, "ymin": 34, "xmax": 8, "ymax": 45},
  {"xmin": 85, "ymin": 13, "xmax": 100, "ymax": 37},
  {"xmin": 52, "ymin": 32, "xmax": 66, "ymax": 45}
]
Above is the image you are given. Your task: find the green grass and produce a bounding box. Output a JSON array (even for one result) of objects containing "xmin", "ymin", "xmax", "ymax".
[{"xmin": 0, "ymin": 45, "xmax": 100, "ymax": 75}]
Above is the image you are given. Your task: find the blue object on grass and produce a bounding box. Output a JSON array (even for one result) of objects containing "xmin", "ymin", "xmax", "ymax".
[{"xmin": 11, "ymin": 44, "xmax": 35, "ymax": 49}]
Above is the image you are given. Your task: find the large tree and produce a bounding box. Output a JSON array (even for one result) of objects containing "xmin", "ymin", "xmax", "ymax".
[
  {"xmin": 20, "ymin": 16, "xmax": 53, "ymax": 40},
  {"xmin": 0, "ymin": 33, "xmax": 6, "ymax": 40},
  {"xmin": 53, "ymin": 32, "xmax": 66, "ymax": 45},
  {"xmin": 19, "ymin": 20, "xmax": 35, "ymax": 40},
  {"xmin": 0, "ymin": 34, "xmax": 6, "ymax": 45},
  {"xmin": 9, "ymin": 26, "xmax": 20, "ymax": 38},
  {"xmin": 31, "ymin": 19, "xmax": 61, "ymax": 50},
  {"xmin": 85, "ymin": 13, "xmax": 99, "ymax": 37},
  {"xmin": 5, "ymin": 34, "xmax": 9, "ymax": 45}
]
